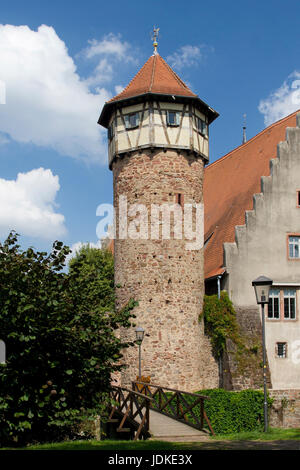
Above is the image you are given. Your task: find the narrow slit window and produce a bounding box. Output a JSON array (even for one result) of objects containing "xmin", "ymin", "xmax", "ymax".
[
  {"xmin": 297, "ymin": 191, "xmax": 300, "ymax": 207},
  {"xmin": 176, "ymin": 193, "xmax": 184, "ymax": 207}
]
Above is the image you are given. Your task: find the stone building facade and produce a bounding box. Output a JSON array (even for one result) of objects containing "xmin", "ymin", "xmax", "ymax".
[
  {"xmin": 99, "ymin": 43, "xmax": 300, "ymax": 422},
  {"xmin": 99, "ymin": 52, "xmax": 219, "ymax": 390},
  {"xmin": 204, "ymin": 110, "xmax": 300, "ymax": 424}
]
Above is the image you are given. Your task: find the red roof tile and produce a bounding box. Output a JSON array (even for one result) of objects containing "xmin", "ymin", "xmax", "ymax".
[
  {"xmin": 108, "ymin": 53, "xmax": 197, "ymax": 103},
  {"xmin": 204, "ymin": 110, "xmax": 299, "ymax": 280}
]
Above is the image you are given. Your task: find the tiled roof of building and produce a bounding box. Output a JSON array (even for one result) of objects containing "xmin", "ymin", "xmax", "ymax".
[
  {"xmin": 108, "ymin": 53, "xmax": 197, "ymax": 103},
  {"xmin": 204, "ymin": 110, "xmax": 299, "ymax": 280}
]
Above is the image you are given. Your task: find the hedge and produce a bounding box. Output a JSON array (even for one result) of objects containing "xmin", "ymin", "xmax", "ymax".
[
  {"xmin": 150, "ymin": 388, "xmax": 272, "ymax": 435},
  {"xmin": 197, "ymin": 388, "xmax": 273, "ymax": 434}
]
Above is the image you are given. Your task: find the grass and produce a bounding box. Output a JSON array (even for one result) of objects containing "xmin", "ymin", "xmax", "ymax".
[
  {"xmin": 211, "ymin": 427, "xmax": 300, "ymax": 441},
  {"xmin": 1, "ymin": 428, "xmax": 300, "ymax": 450},
  {"xmin": 1, "ymin": 440, "xmax": 207, "ymax": 451}
]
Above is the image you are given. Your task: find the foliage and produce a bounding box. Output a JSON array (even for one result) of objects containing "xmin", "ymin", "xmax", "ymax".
[
  {"xmin": 0, "ymin": 232, "xmax": 136, "ymax": 446},
  {"xmin": 68, "ymin": 244, "xmax": 115, "ymax": 313},
  {"xmin": 200, "ymin": 291, "xmax": 242, "ymax": 357},
  {"xmin": 196, "ymin": 388, "xmax": 273, "ymax": 434}
]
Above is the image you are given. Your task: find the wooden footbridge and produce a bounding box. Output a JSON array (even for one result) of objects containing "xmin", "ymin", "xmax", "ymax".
[{"xmin": 105, "ymin": 381, "xmax": 215, "ymax": 441}]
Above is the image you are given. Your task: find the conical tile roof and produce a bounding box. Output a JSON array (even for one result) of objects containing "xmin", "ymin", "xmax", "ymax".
[
  {"xmin": 98, "ymin": 53, "xmax": 218, "ymax": 127},
  {"xmin": 108, "ymin": 53, "xmax": 197, "ymax": 103}
]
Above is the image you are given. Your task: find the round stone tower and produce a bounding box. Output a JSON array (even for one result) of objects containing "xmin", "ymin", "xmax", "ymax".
[{"xmin": 98, "ymin": 47, "xmax": 219, "ymax": 391}]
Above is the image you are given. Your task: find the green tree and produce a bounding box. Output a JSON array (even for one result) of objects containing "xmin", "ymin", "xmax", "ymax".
[
  {"xmin": 200, "ymin": 291, "xmax": 242, "ymax": 357},
  {"xmin": 68, "ymin": 243, "xmax": 115, "ymax": 313},
  {"xmin": 0, "ymin": 233, "xmax": 136, "ymax": 446}
]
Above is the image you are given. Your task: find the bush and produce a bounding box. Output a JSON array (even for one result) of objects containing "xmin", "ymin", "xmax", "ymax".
[
  {"xmin": 197, "ymin": 389, "xmax": 273, "ymax": 434},
  {"xmin": 200, "ymin": 292, "xmax": 243, "ymax": 357},
  {"xmin": 0, "ymin": 233, "xmax": 136, "ymax": 447}
]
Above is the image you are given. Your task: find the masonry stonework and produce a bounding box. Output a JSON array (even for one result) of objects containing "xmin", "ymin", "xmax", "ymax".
[
  {"xmin": 113, "ymin": 148, "xmax": 219, "ymax": 390},
  {"xmin": 222, "ymin": 306, "xmax": 272, "ymax": 391},
  {"xmin": 269, "ymin": 389, "xmax": 300, "ymax": 428}
]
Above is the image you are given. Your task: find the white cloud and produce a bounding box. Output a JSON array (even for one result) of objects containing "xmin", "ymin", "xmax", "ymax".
[
  {"xmin": 83, "ymin": 33, "xmax": 134, "ymax": 62},
  {"xmin": 0, "ymin": 25, "xmax": 136, "ymax": 164},
  {"xmin": 166, "ymin": 45, "xmax": 209, "ymax": 70},
  {"xmin": 0, "ymin": 168, "xmax": 66, "ymax": 239},
  {"xmin": 258, "ymin": 72, "xmax": 300, "ymax": 126},
  {"xmin": 82, "ymin": 33, "xmax": 138, "ymax": 87},
  {"xmin": 114, "ymin": 85, "xmax": 124, "ymax": 95}
]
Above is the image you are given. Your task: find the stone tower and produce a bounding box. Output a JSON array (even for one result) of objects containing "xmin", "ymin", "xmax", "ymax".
[{"xmin": 98, "ymin": 48, "xmax": 219, "ymax": 391}]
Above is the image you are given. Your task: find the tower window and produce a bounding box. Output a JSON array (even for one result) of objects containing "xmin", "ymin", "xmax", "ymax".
[
  {"xmin": 288, "ymin": 236, "xmax": 300, "ymax": 258},
  {"xmin": 108, "ymin": 123, "xmax": 114, "ymax": 140},
  {"xmin": 268, "ymin": 289, "xmax": 280, "ymax": 319},
  {"xmin": 297, "ymin": 191, "xmax": 300, "ymax": 207},
  {"xmin": 166, "ymin": 110, "xmax": 180, "ymax": 126},
  {"xmin": 276, "ymin": 342, "xmax": 287, "ymax": 358},
  {"xmin": 124, "ymin": 112, "xmax": 139, "ymax": 129},
  {"xmin": 195, "ymin": 117, "xmax": 208, "ymax": 136},
  {"xmin": 283, "ymin": 289, "xmax": 296, "ymax": 319}
]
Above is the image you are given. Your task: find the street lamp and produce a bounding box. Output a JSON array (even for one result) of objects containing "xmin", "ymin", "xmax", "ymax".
[
  {"xmin": 252, "ymin": 275, "xmax": 273, "ymax": 432},
  {"xmin": 135, "ymin": 327, "xmax": 145, "ymax": 380}
]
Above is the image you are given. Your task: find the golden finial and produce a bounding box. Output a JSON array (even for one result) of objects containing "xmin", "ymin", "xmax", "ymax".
[{"xmin": 152, "ymin": 26, "xmax": 159, "ymax": 55}]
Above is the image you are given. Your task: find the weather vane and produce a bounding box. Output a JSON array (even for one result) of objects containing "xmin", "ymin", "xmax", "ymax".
[
  {"xmin": 152, "ymin": 26, "xmax": 159, "ymax": 54},
  {"xmin": 242, "ymin": 113, "xmax": 247, "ymax": 144}
]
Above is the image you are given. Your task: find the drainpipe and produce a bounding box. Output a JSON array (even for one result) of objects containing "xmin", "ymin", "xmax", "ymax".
[{"xmin": 217, "ymin": 276, "xmax": 221, "ymax": 300}]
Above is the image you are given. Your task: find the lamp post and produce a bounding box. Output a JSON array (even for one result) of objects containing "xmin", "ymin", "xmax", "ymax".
[
  {"xmin": 135, "ymin": 327, "xmax": 145, "ymax": 380},
  {"xmin": 252, "ymin": 275, "xmax": 273, "ymax": 432}
]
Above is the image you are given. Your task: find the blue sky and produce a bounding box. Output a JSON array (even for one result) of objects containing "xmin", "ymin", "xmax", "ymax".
[{"xmin": 0, "ymin": 0, "xmax": 300, "ymax": 259}]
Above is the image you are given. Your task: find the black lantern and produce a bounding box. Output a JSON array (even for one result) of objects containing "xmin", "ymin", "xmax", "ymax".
[
  {"xmin": 135, "ymin": 326, "xmax": 145, "ymax": 343},
  {"xmin": 252, "ymin": 276, "xmax": 273, "ymax": 304},
  {"xmin": 135, "ymin": 327, "xmax": 145, "ymax": 380}
]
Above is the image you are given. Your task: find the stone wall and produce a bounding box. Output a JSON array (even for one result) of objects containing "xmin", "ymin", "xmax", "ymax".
[
  {"xmin": 269, "ymin": 389, "xmax": 300, "ymax": 428},
  {"xmin": 112, "ymin": 148, "xmax": 219, "ymax": 391},
  {"xmin": 223, "ymin": 306, "xmax": 272, "ymax": 390}
]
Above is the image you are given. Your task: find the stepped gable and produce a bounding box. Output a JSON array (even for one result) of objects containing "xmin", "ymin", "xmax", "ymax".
[{"xmin": 204, "ymin": 110, "xmax": 299, "ymax": 280}]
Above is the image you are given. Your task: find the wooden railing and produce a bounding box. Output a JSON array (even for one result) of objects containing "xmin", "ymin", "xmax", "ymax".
[
  {"xmin": 132, "ymin": 381, "xmax": 215, "ymax": 435},
  {"xmin": 108, "ymin": 386, "xmax": 153, "ymax": 440}
]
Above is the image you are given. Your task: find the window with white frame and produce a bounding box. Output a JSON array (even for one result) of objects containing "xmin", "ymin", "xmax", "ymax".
[
  {"xmin": 288, "ymin": 236, "xmax": 300, "ymax": 258},
  {"xmin": 124, "ymin": 112, "xmax": 139, "ymax": 129},
  {"xmin": 268, "ymin": 289, "xmax": 280, "ymax": 319},
  {"xmin": 276, "ymin": 342, "xmax": 287, "ymax": 358},
  {"xmin": 283, "ymin": 289, "xmax": 296, "ymax": 319},
  {"xmin": 166, "ymin": 110, "xmax": 180, "ymax": 126}
]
